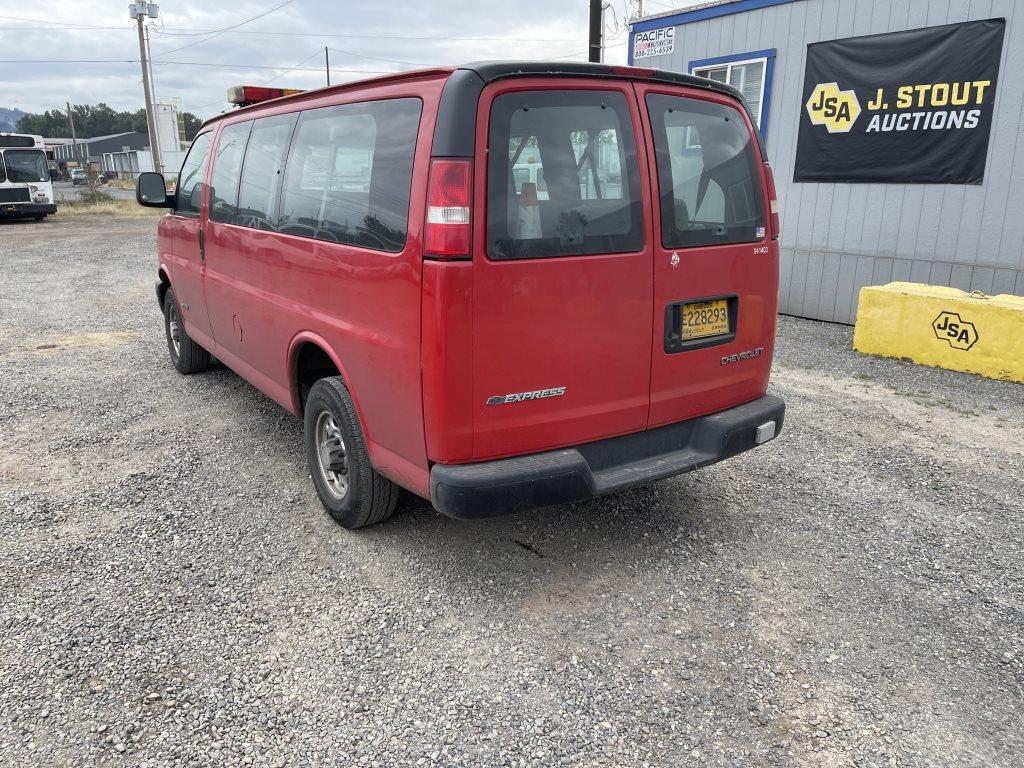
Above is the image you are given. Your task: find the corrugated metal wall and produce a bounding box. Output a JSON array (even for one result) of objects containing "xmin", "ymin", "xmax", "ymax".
[{"xmin": 633, "ymin": 0, "xmax": 1024, "ymax": 323}]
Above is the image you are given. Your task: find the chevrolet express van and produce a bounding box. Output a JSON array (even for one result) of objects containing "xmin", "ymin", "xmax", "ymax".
[{"xmin": 137, "ymin": 62, "xmax": 785, "ymax": 528}]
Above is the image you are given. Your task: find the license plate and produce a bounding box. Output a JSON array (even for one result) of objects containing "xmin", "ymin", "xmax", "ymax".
[{"xmin": 681, "ymin": 299, "xmax": 730, "ymax": 340}]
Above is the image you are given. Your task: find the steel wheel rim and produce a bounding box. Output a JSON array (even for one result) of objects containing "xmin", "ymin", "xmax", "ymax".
[
  {"xmin": 168, "ymin": 303, "xmax": 181, "ymax": 357},
  {"xmin": 314, "ymin": 410, "xmax": 349, "ymax": 500}
]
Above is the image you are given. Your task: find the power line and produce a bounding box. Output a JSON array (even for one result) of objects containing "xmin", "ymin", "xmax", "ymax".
[
  {"xmin": 186, "ymin": 48, "xmax": 330, "ymax": 113},
  {"xmin": 0, "ymin": 24, "xmax": 134, "ymax": 31},
  {"xmin": 157, "ymin": 29, "xmax": 585, "ymax": 42},
  {"xmin": 539, "ymin": 40, "xmax": 628, "ymax": 60},
  {"xmin": 152, "ymin": 0, "xmax": 297, "ymax": 58},
  {"xmin": 327, "ymin": 48, "xmax": 431, "ymax": 68},
  {"xmin": 0, "ymin": 58, "xmax": 391, "ymax": 74},
  {"xmin": 260, "ymin": 50, "xmax": 326, "ymax": 85},
  {"xmin": 0, "ymin": 16, "xmax": 584, "ymax": 41},
  {"xmin": 0, "ymin": 14, "xmax": 132, "ymax": 29},
  {"xmin": 0, "ymin": 39, "xmax": 628, "ymax": 71}
]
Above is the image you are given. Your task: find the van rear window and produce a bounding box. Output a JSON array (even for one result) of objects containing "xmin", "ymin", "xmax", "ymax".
[
  {"xmin": 646, "ymin": 94, "xmax": 765, "ymax": 249},
  {"xmin": 278, "ymin": 98, "xmax": 421, "ymax": 252},
  {"xmin": 486, "ymin": 90, "xmax": 643, "ymax": 260}
]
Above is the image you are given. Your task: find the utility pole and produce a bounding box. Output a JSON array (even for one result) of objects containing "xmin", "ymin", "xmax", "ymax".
[
  {"xmin": 588, "ymin": 0, "xmax": 603, "ymax": 63},
  {"xmin": 600, "ymin": 3, "xmax": 609, "ymax": 62},
  {"xmin": 325, "ymin": 47, "xmax": 331, "ymax": 86},
  {"xmin": 130, "ymin": 1, "xmax": 162, "ymax": 174},
  {"xmin": 67, "ymin": 101, "xmax": 97, "ymax": 192},
  {"xmin": 65, "ymin": 102, "xmax": 79, "ymax": 167},
  {"xmin": 144, "ymin": 24, "xmax": 163, "ymax": 161}
]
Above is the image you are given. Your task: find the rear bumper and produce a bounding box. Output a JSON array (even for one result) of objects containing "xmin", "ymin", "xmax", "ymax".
[
  {"xmin": 0, "ymin": 203, "xmax": 56, "ymax": 217},
  {"xmin": 430, "ymin": 394, "xmax": 785, "ymax": 519}
]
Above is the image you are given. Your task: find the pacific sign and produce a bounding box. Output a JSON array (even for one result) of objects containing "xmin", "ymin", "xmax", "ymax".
[{"xmin": 633, "ymin": 27, "xmax": 674, "ymax": 59}]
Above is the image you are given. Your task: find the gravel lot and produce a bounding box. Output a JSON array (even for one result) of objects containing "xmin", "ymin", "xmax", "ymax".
[{"xmin": 1, "ymin": 216, "xmax": 1022, "ymax": 768}]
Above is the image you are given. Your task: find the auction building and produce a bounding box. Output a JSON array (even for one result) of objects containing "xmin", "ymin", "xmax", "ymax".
[{"xmin": 629, "ymin": 0, "xmax": 1023, "ymax": 323}]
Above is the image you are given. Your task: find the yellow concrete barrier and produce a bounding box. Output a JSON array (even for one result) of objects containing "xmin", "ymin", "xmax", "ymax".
[{"xmin": 853, "ymin": 282, "xmax": 1024, "ymax": 384}]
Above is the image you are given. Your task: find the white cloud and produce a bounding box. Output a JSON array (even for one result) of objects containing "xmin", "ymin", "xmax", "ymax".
[{"xmin": 0, "ymin": 0, "xmax": 631, "ymax": 120}]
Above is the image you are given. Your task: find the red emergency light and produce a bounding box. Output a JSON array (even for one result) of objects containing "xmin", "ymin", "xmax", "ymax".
[{"xmin": 226, "ymin": 85, "xmax": 305, "ymax": 107}]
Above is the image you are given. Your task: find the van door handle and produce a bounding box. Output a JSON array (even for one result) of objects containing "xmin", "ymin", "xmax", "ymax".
[{"xmin": 198, "ymin": 228, "xmax": 205, "ymax": 261}]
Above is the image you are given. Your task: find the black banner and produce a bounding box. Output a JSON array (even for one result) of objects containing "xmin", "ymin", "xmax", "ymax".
[{"xmin": 794, "ymin": 19, "xmax": 1005, "ymax": 184}]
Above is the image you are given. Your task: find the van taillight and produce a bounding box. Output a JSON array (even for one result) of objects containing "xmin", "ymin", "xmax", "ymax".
[
  {"xmin": 426, "ymin": 159, "xmax": 472, "ymax": 258},
  {"xmin": 764, "ymin": 162, "xmax": 780, "ymax": 240}
]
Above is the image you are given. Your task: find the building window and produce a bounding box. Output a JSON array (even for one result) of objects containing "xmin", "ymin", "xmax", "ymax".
[{"xmin": 689, "ymin": 49, "xmax": 776, "ymax": 139}]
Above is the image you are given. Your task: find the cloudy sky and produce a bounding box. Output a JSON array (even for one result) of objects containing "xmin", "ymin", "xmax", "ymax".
[{"xmin": 0, "ymin": 0, "xmax": 695, "ymax": 121}]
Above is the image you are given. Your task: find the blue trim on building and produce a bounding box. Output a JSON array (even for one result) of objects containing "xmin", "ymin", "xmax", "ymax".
[
  {"xmin": 630, "ymin": 0, "xmax": 801, "ymax": 34},
  {"xmin": 687, "ymin": 48, "xmax": 776, "ymax": 140},
  {"xmin": 760, "ymin": 52, "xmax": 775, "ymax": 143},
  {"xmin": 628, "ymin": 3, "xmax": 791, "ymax": 138},
  {"xmin": 687, "ymin": 48, "xmax": 777, "ymax": 70}
]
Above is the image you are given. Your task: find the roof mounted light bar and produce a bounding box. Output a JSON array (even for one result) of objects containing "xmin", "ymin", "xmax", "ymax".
[{"xmin": 226, "ymin": 85, "xmax": 305, "ymax": 107}]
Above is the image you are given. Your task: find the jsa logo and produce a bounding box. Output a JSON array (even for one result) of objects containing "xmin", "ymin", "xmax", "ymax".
[
  {"xmin": 932, "ymin": 311, "xmax": 978, "ymax": 351},
  {"xmin": 806, "ymin": 82, "xmax": 862, "ymax": 133}
]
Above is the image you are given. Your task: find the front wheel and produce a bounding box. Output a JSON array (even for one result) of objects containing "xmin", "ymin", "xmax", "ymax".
[
  {"xmin": 304, "ymin": 377, "xmax": 399, "ymax": 529},
  {"xmin": 162, "ymin": 288, "xmax": 210, "ymax": 374}
]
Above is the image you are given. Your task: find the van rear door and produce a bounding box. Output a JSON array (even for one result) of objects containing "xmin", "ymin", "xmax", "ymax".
[
  {"xmin": 635, "ymin": 83, "xmax": 778, "ymax": 427},
  {"xmin": 471, "ymin": 81, "xmax": 654, "ymax": 460}
]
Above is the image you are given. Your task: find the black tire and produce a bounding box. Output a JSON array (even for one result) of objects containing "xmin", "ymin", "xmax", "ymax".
[
  {"xmin": 33, "ymin": 214, "xmax": 45, "ymax": 221},
  {"xmin": 162, "ymin": 288, "xmax": 210, "ymax": 374},
  {"xmin": 304, "ymin": 376, "xmax": 399, "ymax": 529}
]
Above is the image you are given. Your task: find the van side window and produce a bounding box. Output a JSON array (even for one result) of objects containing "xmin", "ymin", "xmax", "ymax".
[
  {"xmin": 278, "ymin": 98, "xmax": 422, "ymax": 253},
  {"xmin": 486, "ymin": 90, "xmax": 643, "ymax": 260},
  {"xmin": 237, "ymin": 114, "xmax": 298, "ymax": 231},
  {"xmin": 175, "ymin": 131, "xmax": 213, "ymax": 216},
  {"xmin": 646, "ymin": 94, "xmax": 765, "ymax": 249},
  {"xmin": 209, "ymin": 121, "xmax": 251, "ymax": 225}
]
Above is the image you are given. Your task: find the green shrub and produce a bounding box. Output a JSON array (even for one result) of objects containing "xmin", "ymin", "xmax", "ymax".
[{"xmin": 79, "ymin": 188, "xmax": 114, "ymax": 205}]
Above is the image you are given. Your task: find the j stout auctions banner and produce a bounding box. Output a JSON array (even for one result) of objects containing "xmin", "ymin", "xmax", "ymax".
[{"xmin": 794, "ymin": 19, "xmax": 1006, "ymax": 184}]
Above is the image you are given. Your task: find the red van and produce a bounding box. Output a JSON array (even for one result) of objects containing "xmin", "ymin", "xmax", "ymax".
[{"xmin": 137, "ymin": 62, "xmax": 784, "ymax": 528}]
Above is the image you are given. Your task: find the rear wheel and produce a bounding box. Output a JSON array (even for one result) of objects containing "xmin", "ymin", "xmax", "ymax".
[
  {"xmin": 304, "ymin": 376, "xmax": 399, "ymax": 529},
  {"xmin": 162, "ymin": 288, "xmax": 210, "ymax": 374}
]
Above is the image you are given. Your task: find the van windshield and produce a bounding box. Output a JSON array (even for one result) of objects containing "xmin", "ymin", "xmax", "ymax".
[
  {"xmin": 646, "ymin": 94, "xmax": 765, "ymax": 249},
  {"xmin": 3, "ymin": 149, "xmax": 48, "ymax": 183},
  {"xmin": 486, "ymin": 90, "xmax": 643, "ymax": 260}
]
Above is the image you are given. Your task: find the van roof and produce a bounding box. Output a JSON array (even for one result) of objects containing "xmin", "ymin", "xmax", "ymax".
[
  {"xmin": 461, "ymin": 60, "xmax": 742, "ymax": 100},
  {"xmin": 201, "ymin": 60, "xmax": 747, "ymax": 129}
]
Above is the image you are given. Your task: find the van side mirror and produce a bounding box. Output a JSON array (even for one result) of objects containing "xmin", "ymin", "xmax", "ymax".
[
  {"xmin": 190, "ymin": 182, "xmax": 205, "ymax": 212},
  {"xmin": 137, "ymin": 172, "xmax": 172, "ymax": 207}
]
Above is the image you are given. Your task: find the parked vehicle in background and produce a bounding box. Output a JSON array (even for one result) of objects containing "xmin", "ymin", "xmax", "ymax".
[
  {"xmin": 137, "ymin": 61, "xmax": 784, "ymax": 528},
  {"xmin": 0, "ymin": 133, "xmax": 56, "ymax": 220},
  {"xmin": 70, "ymin": 168, "xmax": 88, "ymax": 186}
]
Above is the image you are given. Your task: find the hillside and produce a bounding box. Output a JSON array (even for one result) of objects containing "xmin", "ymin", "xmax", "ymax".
[{"xmin": 0, "ymin": 107, "xmax": 27, "ymax": 132}]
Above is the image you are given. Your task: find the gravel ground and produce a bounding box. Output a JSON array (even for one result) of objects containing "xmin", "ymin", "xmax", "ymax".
[{"xmin": 1, "ymin": 216, "xmax": 1022, "ymax": 768}]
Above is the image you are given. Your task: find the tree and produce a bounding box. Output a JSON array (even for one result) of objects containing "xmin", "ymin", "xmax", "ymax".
[
  {"xmin": 15, "ymin": 103, "xmax": 204, "ymax": 141},
  {"xmin": 182, "ymin": 112, "xmax": 202, "ymax": 141}
]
